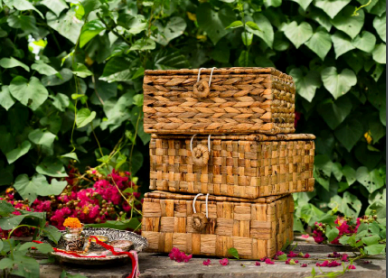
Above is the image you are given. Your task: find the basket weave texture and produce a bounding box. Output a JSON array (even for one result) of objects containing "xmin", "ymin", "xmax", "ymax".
[
  {"xmin": 150, "ymin": 134, "xmax": 315, "ymax": 199},
  {"xmin": 143, "ymin": 67, "xmax": 296, "ymax": 135},
  {"xmin": 141, "ymin": 191, "xmax": 294, "ymax": 259}
]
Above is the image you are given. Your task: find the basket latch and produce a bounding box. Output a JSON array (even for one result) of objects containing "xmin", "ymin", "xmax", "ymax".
[
  {"xmin": 192, "ymin": 193, "xmax": 209, "ymax": 232},
  {"xmin": 193, "ymin": 67, "xmax": 216, "ymax": 98},
  {"xmin": 190, "ymin": 134, "xmax": 211, "ymax": 167}
]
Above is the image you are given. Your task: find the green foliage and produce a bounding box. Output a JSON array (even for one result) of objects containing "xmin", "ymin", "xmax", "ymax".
[{"xmin": 0, "ymin": 0, "xmax": 385, "ymax": 245}]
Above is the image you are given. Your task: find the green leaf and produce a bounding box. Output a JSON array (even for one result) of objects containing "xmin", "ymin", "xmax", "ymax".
[
  {"xmin": 332, "ymin": 162, "xmax": 343, "ymax": 181},
  {"xmin": 101, "ymin": 92, "xmax": 132, "ymax": 131},
  {"xmin": 321, "ymin": 67, "xmax": 356, "ymax": 99},
  {"xmin": 100, "ymin": 57, "xmax": 131, "ymax": 83},
  {"xmin": 42, "ymin": 225, "xmax": 62, "ymax": 244},
  {"xmin": 196, "ymin": 3, "xmax": 236, "ymax": 45},
  {"xmin": 251, "ymin": 14, "xmax": 274, "ymax": 48},
  {"xmin": 225, "ymin": 20, "xmax": 244, "ymax": 29},
  {"xmin": 264, "ymin": 0, "xmax": 282, "ymax": 7},
  {"xmin": 353, "ymin": 31, "xmax": 376, "ymax": 53},
  {"xmin": 129, "ymin": 38, "xmax": 156, "ymax": 51},
  {"xmin": 13, "ymin": 174, "xmax": 48, "ymax": 203},
  {"xmin": 42, "ymin": 68, "xmax": 73, "ymax": 86},
  {"xmin": 18, "ymin": 242, "xmax": 53, "ymax": 253},
  {"xmin": 364, "ymin": 244, "xmax": 386, "ymax": 255},
  {"xmin": 342, "ymin": 165, "xmax": 357, "ymax": 185},
  {"xmin": 6, "ymin": 141, "xmax": 31, "ymax": 164},
  {"xmin": 241, "ymin": 31, "xmax": 253, "ymax": 46},
  {"xmin": 310, "ymin": 8, "xmax": 332, "ymax": 32},
  {"xmin": 79, "ymin": 19, "xmax": 105, "ymax": 48},
  {"xmin": 36, "ymin": 157, "xmax": 68, "ymax": 178},
  {"xmin": 130, "ymin": 149, "xmax": 143, "ymax": 175},
  {"xmin": 372, "ymin": 44, "xmax": 386, "ymax": 64},
  {"xmin": 7, "ymin": 15, "xmax": 39, "ymax": 34},
  {"xmin": 290, "ymin": 0, "xmax": 312, "ymax": 10},
  {"xmin": 356, "ymin": 166, "xmax": 385, "ymax": 193},
  {"xmin": 73, "ymin": 63, "xmax": 93, "ymax": 78},
  {"xmin": 331, "ymin": 31, "xmax": 355, "ymax": 58},
  {"xmin": 343, "ymin": 191, "xmax": 362, "ymax": 216},
  {"xmin": 40, "ymin": 0, "xmax": 68, "ymax": 17},
  {"xmin": 362, "ymin": 235, "xmax": 381, "ymax": 246},
  {"xmin": 326, "ymin": 226, "xmax": 339, "ymax": 242},
  {"xmin": 305, "ymin": 27, "xmax": 332, "ymax": 60},
  {"xmin": 37, "ymin": 178, "xmax": 67, "ymax": 195},
  {"xmin": 282, "ymin": 21, "xmax": 313, "ymax": 49},
  {"xmin": 373, "ymin": 15, "xmax": 386, "ymax": 43},
  {"xmin": 51, "ymin": 93, "xmax": 69, "ymax": 112},
  {"xmin": 290, "ymin": 68, "xmax": 321, "ymax": 102},
  {"xmin": 9, "ymin": 76, "xmax": 48, "ymax": 110},
  {"xmin": 3, "ymin": 0, "xmax": 44, "ymax": 18},
  {"xmin": 334, "ymin": 118, "xmax": 363, "ymax": 152},
  {"xmin": 227, "ymin": 247, "xmax": 240, "ymax": 259},
  {"xmin": 0, "ymin": 86, "xmax": 15, "ymax": 111},
  {"xmin": 152, "ymin": 17, "xmax": 186, "ymax": 46},
  {"xmin": 331, "ymin": 6, "xmax": 364, "ymax": 39},
  {"xmin": 0, "ymin": 57, "xmax": 29, "ymax": 72},
  {"xmin": 314, "ymin": 0, "xmax": 351, "ymax": 18},
  {"xmin": 0, "ymin": 258, "xmax": 14, "ymax": 270},
  {"xmin": 28, "ymin": 129, "xmax": 56, "ymax": 149},
  {"xmin": 61, "ymin": 152, "xmax": 79, "ymax": 161},
  {"xmin": 76, "ymin": 108, "xmax": 96, "ymax": 128},
  {"xmin": 31, "ymin": 61, "xmax": 59, "ymax": 76},
  {"xmin": 47, "ymin": 9, "xmax": 84, "ymax": 45},
  {"xmin": 317, "ymin": 97, "xmax": 352, "ymax": 129},
  {"xmin": 245, "ymin": 21, "xmax": 261, "ymax": 31},
  {"xmin": 117, "ymin": 14, "xmax": 147, "ymax": 35},
  {"xmin": 0, "ymin": 201, "xmax": 15, "ymax": 216}
]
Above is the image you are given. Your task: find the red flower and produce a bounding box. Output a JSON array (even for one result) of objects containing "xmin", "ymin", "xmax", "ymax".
[
  {"xmin": 316, "ymin": 261, "xmax": 329, "ymax": 267},
  {"xmin": 265, "ymin": 258, "xmax": 274, "ymax": 265},
  {"xmin": 276, "ymin": 251, "xmax": 285, "ymax": 256},
  {"xmin": 255, "ymin": 261, "xmax": 261, "ymax": 266},
  {"xmin": 168, "ymin": 247, "xmax": 192, "ymax": 263},
  {"xmin": 341, "ymin": 254, "xmax": 349, "ymax": 262},
  {"xmin": 327, "ymin": 261, "xmax": 341, "ymax": 267},
  {"xmin": 219, "ymin": 258, "xmax": 229, "ymax": 266},
  {"xmin": 312, "ymin": 230, "xmax": 325, "ymax": 244},
  {"xmin": 301, "ymin": 263, "xmax": 308, "ymax": 267},
  {"xmin": 203, "ymin": 259, "xmax": 211, "ymax": 266},
  {"xmin": 303, "ymin": 253, "xmax": 310, "ymax": 258},
  {"xmin": 301, "ymin": 234, "xmax": 309, "ymax": 239},
  {"xmin": 287, "ymin": 251, "xmax": 298, "ymax": 258},
  {"xmin": 348, "ymin": 265, "xmax": 356, "ymax": 269}
]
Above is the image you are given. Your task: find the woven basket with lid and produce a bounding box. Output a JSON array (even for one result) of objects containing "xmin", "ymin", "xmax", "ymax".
[
  {"xmin": 142, "ymin": 191, "xmax": 294, "ymax": 259},
  {"xmin": 149, "ymin": 133, "xmax": 315, "ymax": 199},
  {"xmin": 143, "ymin": 67, "xmax": 296, "ymax": 135}
]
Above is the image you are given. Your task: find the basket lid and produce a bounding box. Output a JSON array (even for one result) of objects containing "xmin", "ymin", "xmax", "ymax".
[
  {"xmin": 151, "ymin": 133, "xmax": 315, "ymax": 141},
  {"xmin": 144, "ymin": 67, "xmax": 292, "ymax": 80},
  {"xmin": 144, "ymin": 191, "xmax": 287, "ymax": 203}
]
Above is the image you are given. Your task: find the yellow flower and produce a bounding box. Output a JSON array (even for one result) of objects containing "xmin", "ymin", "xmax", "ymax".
[
  {"xmin": 63, "ymin": 217, "xmax": 82, "ymax": 229},
  {"xmin": 187, "ymin": 12, "xmax": 196, "ymax": 21},
  {"xmin": 364, "ymin": 131, "xmax": 372, "ymax": 144}
]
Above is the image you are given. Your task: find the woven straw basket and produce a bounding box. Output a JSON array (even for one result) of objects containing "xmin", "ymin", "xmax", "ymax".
[
  {"xmin": 149, "ymin": 133, "xmax": 315, "ymax": 199},
  {"xmin": 143, "ymin": 67, "xmax": 296, "ymax": 135},
  {"xmin": 142, "ymin": 191, "xmax": 294, "ymax": 259}
]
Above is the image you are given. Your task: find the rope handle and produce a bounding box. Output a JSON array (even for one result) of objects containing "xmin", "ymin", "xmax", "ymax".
[
  {"xmin": 192, "ymin": 193, "xmax": 209, "ymax": 218},
  {"xmin": 197, "ymin": 67, "xmax": 217, "ymax": 86}
]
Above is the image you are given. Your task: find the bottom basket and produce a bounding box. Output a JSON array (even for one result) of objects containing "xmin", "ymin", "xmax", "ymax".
[{"xmin": 141, "ymin": 191, "xmax": 294, "ymax": 259}]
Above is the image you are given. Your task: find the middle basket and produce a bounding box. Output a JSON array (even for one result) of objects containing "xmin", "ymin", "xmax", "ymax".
[{"xmin": 150, "ymin": 133, "xmax": 315, "ymax": 199}]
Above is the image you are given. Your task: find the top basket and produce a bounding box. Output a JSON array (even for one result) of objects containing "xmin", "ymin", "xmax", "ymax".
[{"xmin": 143, "ymin": 67, "xmax": 296, "ymax": 135}]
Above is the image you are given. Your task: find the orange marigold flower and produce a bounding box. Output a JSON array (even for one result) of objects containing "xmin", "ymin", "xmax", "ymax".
[{"xmin": 63, "ymin": 217, "xmax": 82, "ymax": 229}]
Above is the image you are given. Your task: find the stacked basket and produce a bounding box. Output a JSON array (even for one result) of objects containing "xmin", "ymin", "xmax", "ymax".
[{"xmin": 141, "ymin": 67, "xmax": 315, "ymax": 259}]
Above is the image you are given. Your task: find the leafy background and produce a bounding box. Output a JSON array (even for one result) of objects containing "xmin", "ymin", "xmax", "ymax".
[{"xmin": 0, "ymin": 0, "xmax": 386, "ymax": 230}]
